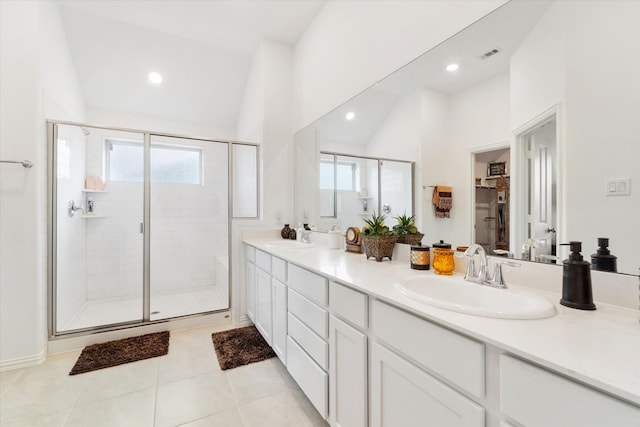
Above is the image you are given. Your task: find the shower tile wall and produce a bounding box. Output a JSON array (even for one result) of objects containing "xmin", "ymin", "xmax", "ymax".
[{"xmin": 81, "ymin": 136, "xmax": 228, "ymax": 304}]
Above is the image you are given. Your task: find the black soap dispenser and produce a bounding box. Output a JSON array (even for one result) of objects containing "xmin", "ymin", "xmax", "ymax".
[
  {"xmin": 560, "ymin": 241, "xmax": 596, "ymax": 310},
  {"xmin": 591, "ymin": 237, "xmax": 617, "ymax": 273}
]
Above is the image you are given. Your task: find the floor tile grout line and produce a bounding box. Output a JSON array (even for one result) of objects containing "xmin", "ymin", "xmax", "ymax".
[
  {"xmin": 224, "ymin": 369, "xmax": 248, "ymax": 427},
  {"xmin": 152, "ymin": 380, "xmax": 160, "ymax": 427},
  {"xmin": 0, "ymin": 369, "xmax": 25, "ymax": 398}
]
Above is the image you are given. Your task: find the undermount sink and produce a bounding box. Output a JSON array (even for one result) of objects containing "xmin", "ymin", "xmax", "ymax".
[
  {"xmin": 396, "ymin": 275, "xmax": 556, "ymax": 320},
  {"xmin": 266, "ymin": 240, "xmax": 315, "ymax": 249}
]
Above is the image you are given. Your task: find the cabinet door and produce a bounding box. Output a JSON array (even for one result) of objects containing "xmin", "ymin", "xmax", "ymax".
[
  {"xmin": 255, "ymin": 267, "xmax": 273, "ymax": 345},
  {"xmin": 272, "ymin": 278, "xmax": 287, "ymax": 364},
  {"xmin": 246, "ymin": 262, "xmax": 256, "ymax": 322},
  {"xmin": 329, "ymin": 315, "xmax": 367, "ymax": 427},
  {"xmin": 500, "ymin": 355, "xmax": 640, "ymax": 427},
  {"xmin": 370, "ymin": 342, "xmax": 484, "ymax": 427}
]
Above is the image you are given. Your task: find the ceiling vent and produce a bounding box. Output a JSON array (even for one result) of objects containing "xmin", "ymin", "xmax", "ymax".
[{"xmin": 480, "ymin": 48, "xmax": 500, "ymax": 59}]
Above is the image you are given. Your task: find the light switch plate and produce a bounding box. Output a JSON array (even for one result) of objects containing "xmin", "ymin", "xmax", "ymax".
[{"xmin": 605, "ymin": 178, "xmax": 631, "ymax": 196}]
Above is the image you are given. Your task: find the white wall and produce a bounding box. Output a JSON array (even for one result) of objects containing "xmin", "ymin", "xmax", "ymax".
[
  {"xmin": 0, "ymin": 0, "xmax": 85, "ymax": 369},
  {"xmin": 293, "ymin": 0, "xmax": 507, "ymax": 130},
  {"xmin": 87, "ymin": 108, "xmax": 236, "ymax": 140},
  {"xmin": 232, "ymin": 41, "xmax": 293, "ymax": 324}
]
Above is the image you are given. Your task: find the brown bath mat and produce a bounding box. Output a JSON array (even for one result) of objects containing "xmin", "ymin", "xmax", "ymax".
[
  {"xmin": 69, "ymin": 331, "xmax": 170, "ymax": 375},
  {"xmin": 212, "ymin": 326, "xmax": 276, "ymax": 370}
]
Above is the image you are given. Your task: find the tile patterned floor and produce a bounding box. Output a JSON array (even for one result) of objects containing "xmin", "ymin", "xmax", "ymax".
[{"xmin": 0, "ymin": 325, "xmax": 328, "ymax": 427}]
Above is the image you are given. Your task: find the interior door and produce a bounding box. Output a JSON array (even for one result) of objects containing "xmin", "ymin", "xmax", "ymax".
[{"xmin": 528, "ymin": 119, "xmax": 557, "ymax": 262}]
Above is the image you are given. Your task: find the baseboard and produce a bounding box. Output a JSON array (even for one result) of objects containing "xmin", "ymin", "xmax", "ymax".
[{"xmin": 0, "ymin": 349, "xmax": 47, "ymax": 372}]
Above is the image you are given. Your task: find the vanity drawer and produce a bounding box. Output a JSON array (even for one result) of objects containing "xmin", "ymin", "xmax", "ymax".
[
  {"xmin": 371, "ymin": 300, "xmax": 485, "ymax": 398},
  {"xmin": 288, "ymin": 288, "xmax": 328, "ymax": 339},
  {"xmin": 246, "ymin": 244, "xmax": 255, "ymax": 263},
  {"xmin": 272, "ymin": 256, "xmax": 287, "ymax": 283},
  {"xmin": 287, "ymin": 336, "xmax": 328, "ymax": 419},
  {"xmin": 288, "ymin": 264, "xmax": 328, "ymax": 306},
  {"xmin": 255, "ymin": 249, "xmax": 271, "ymax": 273},
  {"xmin": 288, "ymin": 313, "xmax": 328, "ymax": 370},
  {"xmin": 330, "ymin": 281, "xmax": 368, "ymax": 329},
  {"xmin": 500, "ymin": 355, "xmax": 640, "ymax": 426}
]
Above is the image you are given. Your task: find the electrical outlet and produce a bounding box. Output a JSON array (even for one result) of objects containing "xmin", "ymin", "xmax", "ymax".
[{"xmin": 605, "ymin": 178, "xmax": 631, "ymax": 196}]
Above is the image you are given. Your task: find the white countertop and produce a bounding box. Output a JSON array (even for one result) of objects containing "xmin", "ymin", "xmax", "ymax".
[{"xmin": 244, "ymin": 236, "xmax": 640, "ymax": 406}]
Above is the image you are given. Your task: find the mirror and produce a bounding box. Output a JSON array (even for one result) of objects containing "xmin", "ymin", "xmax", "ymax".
[{"xmin": 294, "ymin": 0, "xmax": 639, "ymax": 275}]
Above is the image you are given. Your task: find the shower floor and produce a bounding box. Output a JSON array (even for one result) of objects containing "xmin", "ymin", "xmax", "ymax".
[{"xmin": 59, "ymin": 287, "xmax": 226, "ymax": 332}]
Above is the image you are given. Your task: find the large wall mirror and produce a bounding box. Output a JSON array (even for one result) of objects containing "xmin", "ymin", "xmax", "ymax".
[{"xmin": 294, "ymin": 0, "xmax": 639, "ymax": 276}]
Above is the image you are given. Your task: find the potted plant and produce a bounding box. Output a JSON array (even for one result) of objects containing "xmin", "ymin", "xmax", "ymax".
[
  {"xmin": 392, "ymin": 212, "xmax": 424, "ymax": 245},
  {"xmin": 361, "ymin": 212, "xmax": 397, "ymax": 262}
]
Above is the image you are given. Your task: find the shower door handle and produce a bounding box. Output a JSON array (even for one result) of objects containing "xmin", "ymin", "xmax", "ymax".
[{"xmin": 140, "ymin": 223, "xmax": 144, "ymax": 234}]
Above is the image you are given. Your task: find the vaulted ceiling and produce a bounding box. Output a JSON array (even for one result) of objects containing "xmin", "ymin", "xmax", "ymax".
[{"xmin": 56, "ymin": 0, "xmax": 325, "ymax": 129}]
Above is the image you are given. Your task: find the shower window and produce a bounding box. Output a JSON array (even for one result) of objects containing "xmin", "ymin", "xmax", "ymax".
[
  {"xmin": 106, "ymin": 139, "xmax": 203, "ymax": 185},
  {"xmin": 320, "ymin": 158, "xmax": 357, "ymax": 191}
]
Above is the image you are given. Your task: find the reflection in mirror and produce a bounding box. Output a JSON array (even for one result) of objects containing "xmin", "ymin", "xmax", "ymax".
[
  {"xmin": 316, "ymin": 151, "xmax": 413, "ymax": 232},
  {"xmin": 473, "ymin": 147, "xmax": 510, "ymax": 255},
  {"xmin": 319, "ymin": 152, "xmax": 337, "ymax": 217},
  {"xmin": 294, "ymin": 0, "xmax": 639, "ymax": 275},
  {"xmin": 518, "ymin": 116, "xmax": 558, "ymax": 263}
]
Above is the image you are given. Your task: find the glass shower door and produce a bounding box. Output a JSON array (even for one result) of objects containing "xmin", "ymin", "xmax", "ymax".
[
  {"xmin": 379, "ymin": 159, "xmax": 413, "ymax": 219},
  {"xmin": 149, "ymin": 135, "xmax": 229, "ymax": 320},
  {"xmin": 54, "ymin": 123, "xmax": 144, "ymax": 333}
]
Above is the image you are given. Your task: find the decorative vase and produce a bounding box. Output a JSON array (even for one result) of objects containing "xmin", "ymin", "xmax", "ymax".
[
  {"xmin": 396, "ymin": 233, "xmax": 424, "ymax": 245},
  {"xmin": 281, "ymin": 224, "xmax": 291, "ymax": 239},
  {"xmin": 362, "ymin": 235, "xmax": 397, "ymax": 262}
]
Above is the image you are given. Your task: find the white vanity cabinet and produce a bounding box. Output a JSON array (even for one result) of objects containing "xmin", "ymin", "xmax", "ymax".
[
  {"xmin": 255, "ymin": 260, "xmax": 273, "ymax": 345},
  {"xmin": 370, "ymin": 342, "xmax": 484, "ymax": 427},
  {"xmin": 245, "ymin": 245, "xmax": 256, "ymax": 322},
  {"xmin": 500, "ymin": 355, "xmax": 640, "ymax": 426},
  {"xmin": 272, "ymin": 278, "xmax": 287, "ymax": 362},
  {"xmin": 329, "ymin": 282, "xmax": 369, "ymax": 427},
  {"xmin": 244, "ymin": 242, "xmax": 640, "ymax": 427},
  {"xmin": 245, "ymin": 245, "xmax": 287, "ymax": 364},
  {"xmin": 371, "ymin": 300, "xmax": 485, "ymax": 427},
  {"xmin": 286, "ymin": 264, "xmax": 329, "ymax": 419}
]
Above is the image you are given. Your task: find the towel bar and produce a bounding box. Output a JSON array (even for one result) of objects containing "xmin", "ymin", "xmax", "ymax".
[{"xmin": 0, "ymin": 160, "xmax": 33, "ymax": 168}]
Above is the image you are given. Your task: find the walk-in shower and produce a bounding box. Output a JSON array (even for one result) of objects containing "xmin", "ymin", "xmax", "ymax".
[{"xmin": 47, "ymin": 121, "xmax": 258, "ymax": 337}]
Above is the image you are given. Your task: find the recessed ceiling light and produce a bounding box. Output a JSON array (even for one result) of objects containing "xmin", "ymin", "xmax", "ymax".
[
  {"xmin": 148, "ymin": 72, "xmax": 163, "ymax": 85},
  {"xmin": 346, "ymin": 112, "xmax": 355, "ymax": 121},
  {"xmin": 446, "ymin": 63, "xmax": 459, "ymax": 72}
]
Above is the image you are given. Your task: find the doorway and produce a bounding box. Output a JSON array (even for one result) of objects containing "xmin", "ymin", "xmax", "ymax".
[
  {"xmin": 517, "ymin": 116, "xmax": 558, "ymax": 262},
  {"xmin": 473, "ymin": 147, "xmax": 510, "ymax": 255}
]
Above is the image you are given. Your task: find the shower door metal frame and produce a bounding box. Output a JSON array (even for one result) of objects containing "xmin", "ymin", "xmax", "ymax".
[{"xmin": 47, "ymin": 120, "xmax": 259, "ymax": 339}]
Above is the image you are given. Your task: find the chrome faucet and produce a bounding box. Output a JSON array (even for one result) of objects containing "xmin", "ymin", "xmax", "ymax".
[
  {"xmin": 463, "ymin": 244, "xmax": 488, "ymax": 284},
  {"xmin": 464, "ymin": 244, "xmax": 520, "ymax": 288},
  {"xmin": 67, "ymin": 200, "xmax": 84, "ymax": 217},
  {"xmin": 485, "ymin": 260, "xmax": 520, "ymax": 288}
]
